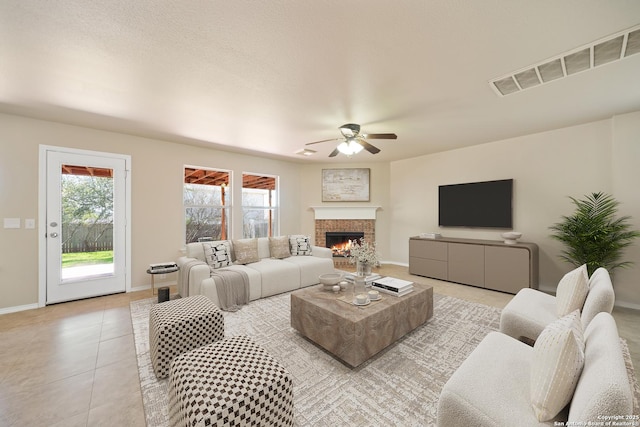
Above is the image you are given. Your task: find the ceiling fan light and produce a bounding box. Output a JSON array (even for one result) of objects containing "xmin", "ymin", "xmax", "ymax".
[{"xmin": 337, "ymin": 140, "xmax": 363, "ymax": 155}]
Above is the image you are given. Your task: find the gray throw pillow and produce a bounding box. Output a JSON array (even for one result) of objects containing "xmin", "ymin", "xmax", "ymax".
[
  {"xmin": 233, "ymin": 238, "xmax": 260, "ymax": 264},
  {"xmin": 269, "ymin": 236, "xmax": 291, "ymax": 259}
]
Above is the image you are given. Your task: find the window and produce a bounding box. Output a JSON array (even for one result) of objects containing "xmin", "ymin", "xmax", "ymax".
[
  {"xmin": 184, "ymin": 167, "xmax": 230, "ymax": 243},
  {"xmin": 242, "ymin": 173, "xmax": 278, "ymax": 238}
]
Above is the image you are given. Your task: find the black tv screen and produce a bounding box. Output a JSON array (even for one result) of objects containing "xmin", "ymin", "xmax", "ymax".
[{"xmin": 439, "ymin": 179, "xmax": 513, "ymax": 228}]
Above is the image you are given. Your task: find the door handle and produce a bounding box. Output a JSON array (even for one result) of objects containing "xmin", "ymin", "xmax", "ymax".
[{"xmin": 50, "ymin": 232, "xmax": 59, "ymax": 238}]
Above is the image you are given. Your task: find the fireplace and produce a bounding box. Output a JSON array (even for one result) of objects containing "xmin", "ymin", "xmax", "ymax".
[
  {"xmin": 315, "ymin": 218, "xmax": 375, "ymax": 268},
  {"xmin": 326, "ymin": 232, "xmax": 364, "ymax": 257}
]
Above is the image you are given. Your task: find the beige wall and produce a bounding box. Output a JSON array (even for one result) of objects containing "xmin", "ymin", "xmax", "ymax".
[
  {"xmin": 389, "ymin": 115, "xmax": 640, "ymax": 307},
  {"xmin": 0, "ymin": 113, "xmax": 302, "ymax": 310},
  {"xmin": 297, "ymin": 162, "xmax": 392, "ymax": 260},
  {"xmin": 611, "ymin": 111, "xmax": 640, "ymax": 306},
  {"xmin": 2, "ymin": 110, "xmax": 639, "ymax": 311}
]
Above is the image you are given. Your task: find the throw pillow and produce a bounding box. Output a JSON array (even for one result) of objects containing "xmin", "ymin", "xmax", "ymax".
[
  {"xmin": 530, "ymin": 310, "xmax": 585, "ymax": 422},
  {"xmin": 233, "ymin": 238, "xmax": 260, "ymax": 264},
  {"xmin": 556, "ymin": 264, "xmax": 589, "ymax": 317},
  {"xmin": 269, "ymin": 236, "xmax": 291, "ymax": 259},
  {"xmin": 289, "ymin": 235, "xmax": 313, "ymax": 256},
  {"xmin": 202, "ymin": 241, "xmax": 232, "ymax": 269}
]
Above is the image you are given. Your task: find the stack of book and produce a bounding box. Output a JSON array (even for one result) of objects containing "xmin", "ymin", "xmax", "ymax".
[
  {"xmin": 419, "ymin": 232, "xmax": 441, "ymax": 239},
  {"xmin": 371, "ymin": 276, "xmax": 414, "ymax": 297},
  {"xmin": 344, "ymin": 273, "xmax": 382, "ymax": 286}
]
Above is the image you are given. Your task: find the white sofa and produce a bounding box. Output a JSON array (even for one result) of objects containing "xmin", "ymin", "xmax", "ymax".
[
  {"xmin": 437, "ymin": 312, "xmax": 634, "ymax": 426},
  {"xmin": 177, "ymin": 237, "xmax": 335, "ymax": 308}
]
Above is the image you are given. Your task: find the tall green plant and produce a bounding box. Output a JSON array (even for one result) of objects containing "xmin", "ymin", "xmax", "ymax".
[{"xmin": 549, "ymin": 192, "xmax": 640, "ymax": 276}]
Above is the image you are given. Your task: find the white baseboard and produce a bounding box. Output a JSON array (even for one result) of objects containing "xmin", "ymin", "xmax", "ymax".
[
  {"xmin": 1, "ymin": 287, "xmax": 156, "ymax": 315},
  {"xmin": 0, "ymin": 303, "xmax": 39, "ymax": 315}
]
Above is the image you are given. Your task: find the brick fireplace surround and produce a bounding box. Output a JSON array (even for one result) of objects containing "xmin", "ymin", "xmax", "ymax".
[{"xmin": 315, "ymin": 219, "xmax": 375, "ymax": 269}]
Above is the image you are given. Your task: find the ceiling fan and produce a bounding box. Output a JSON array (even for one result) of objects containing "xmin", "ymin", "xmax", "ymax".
[{"xmin": 305, "ymin": 123, "xmax": 398, "ymax": 157}]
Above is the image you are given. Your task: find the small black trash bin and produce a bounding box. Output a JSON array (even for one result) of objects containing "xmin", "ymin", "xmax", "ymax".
[{"xmin": 158, "ymin": 287, "xmax": 170, "ymax": 303}]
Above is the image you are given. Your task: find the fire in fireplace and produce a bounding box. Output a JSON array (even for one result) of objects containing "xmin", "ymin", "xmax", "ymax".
[{"xmin": 326, "ymin": 232, "xmax": 364, "ymax": 257}]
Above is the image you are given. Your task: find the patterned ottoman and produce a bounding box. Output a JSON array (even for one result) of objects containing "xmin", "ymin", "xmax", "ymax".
[
  {"xmin": 149, "ymin": 294, "xmax": 224, "ymax": 379},
  {"xmin": 168, "ymin": 335, "xmax": 294, "ymax": 427}
]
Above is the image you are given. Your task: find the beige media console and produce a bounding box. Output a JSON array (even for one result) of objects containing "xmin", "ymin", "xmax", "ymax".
[{"xmin": 409, "ymin": 236, "xmax": 538, "ymax": 294}]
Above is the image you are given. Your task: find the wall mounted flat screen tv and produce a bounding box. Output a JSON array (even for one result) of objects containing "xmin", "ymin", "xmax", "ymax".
[{"xmin": 439, "ymin": 179, "xmax": 513, "ymax": 228}]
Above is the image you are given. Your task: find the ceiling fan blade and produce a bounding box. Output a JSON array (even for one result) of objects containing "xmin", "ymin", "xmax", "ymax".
[
  {"xmin": 328, "ymin": 148, "xmax": 340, "ymax": 157},
  {"xmin": 357, "ymin": 139, "xmax": 381, "ymax": 154},
  {"xmin": 306, "ymin": 137, "xmax": 341, "ymax": 146},
  {"xmin": 362, "ymin": 133, "xmax": 397, "ymax": 140}
]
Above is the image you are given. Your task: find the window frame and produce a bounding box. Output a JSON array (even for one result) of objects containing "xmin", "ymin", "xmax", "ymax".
[
  {"xmin": 241, "ymin": 172, "xmax": 279, "ymax": 238},
  {"xmin": 183, "ymin": 166, "xmax": 232, "ymax": 244}
]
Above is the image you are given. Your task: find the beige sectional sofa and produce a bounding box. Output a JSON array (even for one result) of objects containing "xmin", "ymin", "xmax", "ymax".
[{"xmin": 177, "ymin": 236, "xmax": 335, "ymax": 308}]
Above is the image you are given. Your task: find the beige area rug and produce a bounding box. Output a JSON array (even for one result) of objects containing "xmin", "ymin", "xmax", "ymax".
[{"xmin": 131, "ymin": 292, "xmax": 639, "ymax": 426}]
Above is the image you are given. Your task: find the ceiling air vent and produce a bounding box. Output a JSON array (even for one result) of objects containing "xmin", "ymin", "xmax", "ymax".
[
  {"xmin": 493, "ymin": 76, "xmax": 520, "ymax": 96},
  {"xmin": 538, "ymin": 59, "xmax": 564, "ymax": 83},
  {"xmin": 514, "ymin": 68, "xmax": 541, "ymax": 89},
  {"xmin": 594, "ymin": 36, "xmax": 624, "ymax": 66},
  {"xmin": 490, "ymin": 24, "xmax": 640, "ymax": 96},
  {"xmin": 624, "ymin": 29, "xmax": 640, "ymax": 56},
  {"xmin": 564, "ymin": 48, "xmax": 591, "ymax": 75}
]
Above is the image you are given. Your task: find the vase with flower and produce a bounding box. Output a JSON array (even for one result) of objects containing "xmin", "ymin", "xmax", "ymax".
[{"xmin": 348, "ymin": 238, "xmax": 380, "ymax": 277}]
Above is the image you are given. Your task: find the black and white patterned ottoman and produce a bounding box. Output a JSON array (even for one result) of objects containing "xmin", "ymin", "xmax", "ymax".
[
  {"xmin": 168, "ymin": 335, "xmax": 294, "ymax": 427},
  {"xmin": 149, "ymin": 294, "xmax": 224, "ymax": 379}
]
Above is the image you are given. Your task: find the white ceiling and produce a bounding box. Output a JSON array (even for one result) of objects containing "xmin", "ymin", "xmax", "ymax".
[{"xmin": 1, "ymin": 1, "xmax": 639, "ymax": 162}]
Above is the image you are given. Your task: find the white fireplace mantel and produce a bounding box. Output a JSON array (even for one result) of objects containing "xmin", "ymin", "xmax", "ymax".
[{"xmin": 310, "ymin": 206, "xmax": 380, "ymax": 220}]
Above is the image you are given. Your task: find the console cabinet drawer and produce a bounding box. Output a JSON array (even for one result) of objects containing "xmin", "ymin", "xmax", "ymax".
[
  {"xmin": 409, "ymin": 257, "xmax": 448, "ymax": 280},
  {"xmin": 409, "ymin": 239, "xmax": 448, "ymax": 261}
]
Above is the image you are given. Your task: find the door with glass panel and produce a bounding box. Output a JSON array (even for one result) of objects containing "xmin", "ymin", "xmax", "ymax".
[{"xmin": 46, "ymin": 150, "xmax": 127, "ymax": 304}]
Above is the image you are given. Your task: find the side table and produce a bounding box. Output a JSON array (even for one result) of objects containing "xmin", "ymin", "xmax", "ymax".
[{"xmin": 146, "ymin": 266, "xmax": 179, "ymax": 295}]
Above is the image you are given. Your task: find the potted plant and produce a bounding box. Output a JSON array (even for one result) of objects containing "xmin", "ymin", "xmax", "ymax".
[
  {"xmin": 348, "ymin": 238, "xmax": 380, "ymax": 277},
  {"xmin": 549, "ymin": 192, "xmax": 640, "ymax": 276}
]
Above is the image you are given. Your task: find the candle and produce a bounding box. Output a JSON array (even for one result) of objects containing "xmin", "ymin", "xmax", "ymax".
[
  {"xmin": 356, "ymin": 293, "xmax": 368, "ymax": 304},
  {"xmin": 368, "ymin": 290, "xmax": 379, "ymax": 300}
]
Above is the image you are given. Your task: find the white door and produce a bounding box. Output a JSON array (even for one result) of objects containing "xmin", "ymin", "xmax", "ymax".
[{"xmin": 45, "ymin": 150, "xmax": 128, "ymax": 304}]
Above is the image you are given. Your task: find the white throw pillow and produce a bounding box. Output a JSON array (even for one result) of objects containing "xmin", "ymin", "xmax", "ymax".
[
  {"xmin": 289, "ymin": 235, "xmax": 313, "ymax": 256},
  {"xmin": 556, "ymin": 264, "xmax": 589, "ymax": 317},
  {"xmin": 202, "ymin": 241, "xmax": 233, "ymax": 269},
  {"xmin": 269, "ymin": 236, "xmax": 291, "ymax": 259},
  {"xmin": 232, "ymin": 238, "xmax": 260, "ymax": 264},
  {"xmin": 530, "ymin": 310, "xmax": 585, "ymax": 421}
]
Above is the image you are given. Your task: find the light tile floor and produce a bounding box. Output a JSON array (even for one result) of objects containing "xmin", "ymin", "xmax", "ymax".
[{"xmin": 0, "ymin": 265, "xmax": 637, "ymax": 426}]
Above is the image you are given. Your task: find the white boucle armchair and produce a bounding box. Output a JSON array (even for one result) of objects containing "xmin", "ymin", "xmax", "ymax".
[
  {"xmin": 437, "ymin": 312, "xmax": 634, "ymax": 426},
  {"xmin": 499, "ymin": 267, "xmax": 614, "ymax": 343}
]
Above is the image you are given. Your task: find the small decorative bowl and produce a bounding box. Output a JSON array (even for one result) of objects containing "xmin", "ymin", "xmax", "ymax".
[
  {"xmin": 319, "ymin": 272, "xmax": 344, "ymax": 287},
  {"xmin": 501, "ymin": 232, "xmax": 522, "ymax": 245}
]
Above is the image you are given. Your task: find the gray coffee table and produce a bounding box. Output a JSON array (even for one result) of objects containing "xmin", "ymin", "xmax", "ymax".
[{"xmin": 290, "ymin": 281, "xmax": 433, "ymax": 367}]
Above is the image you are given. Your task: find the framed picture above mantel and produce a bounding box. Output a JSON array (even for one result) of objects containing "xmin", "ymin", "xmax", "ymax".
[{"xmin": 322, "ymin": 168, "xmax": 370, "ymax": 202}]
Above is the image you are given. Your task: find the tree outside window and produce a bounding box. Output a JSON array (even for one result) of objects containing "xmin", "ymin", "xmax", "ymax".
[
  {"xmin": 184, "ymin": 168, "xmax": 230, "ymax": 243},
  {"xmin": 242, "ymin": 174, "xmax": 278, "ymax": 238}
]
